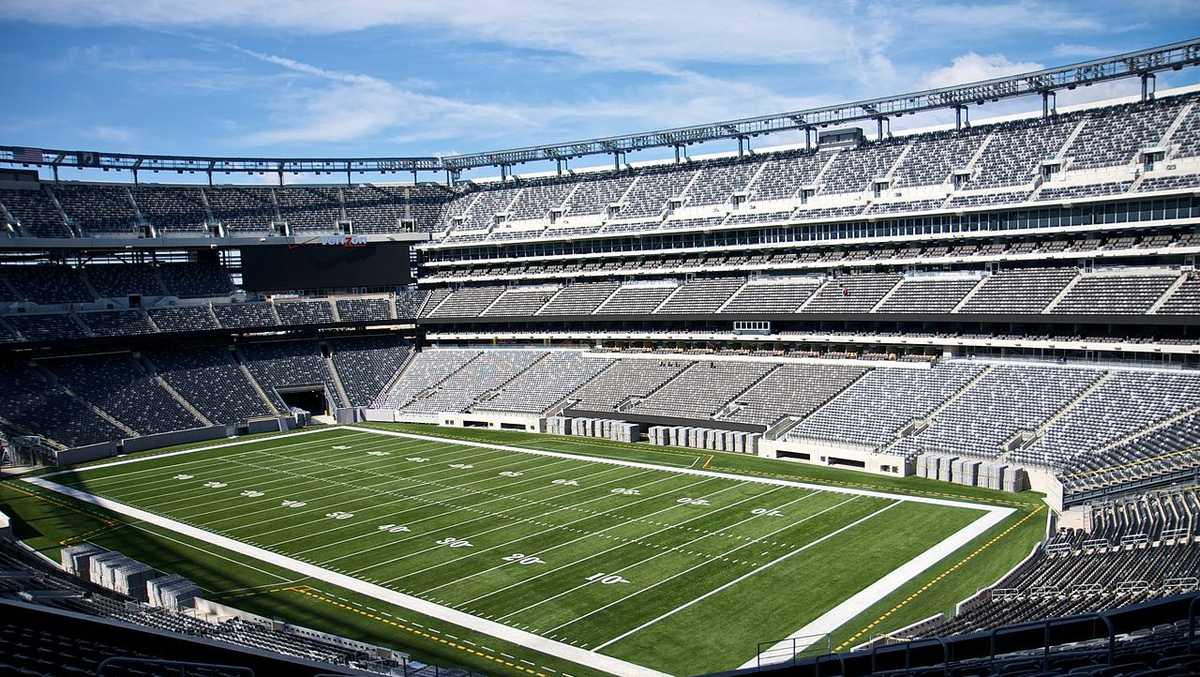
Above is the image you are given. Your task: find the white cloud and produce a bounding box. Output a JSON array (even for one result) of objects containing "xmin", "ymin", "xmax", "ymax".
[
  {"xmin": 919, "ymin": 53, "xmax": 1045, "ymax": 90},
  {"xmin": 85, "ymin": 125, "xmax": 135, "ymax": 143},
  {"xmin": 1052, "ymin": 43, "xmax": 1118, "ymax": 59},
  {"xmin": 908, "ymin": 2, "xmax": 1105, "ymax": 34},
  {"xmin": 3, "ymin": 1, "xmax": 878, "ymax": 75}
]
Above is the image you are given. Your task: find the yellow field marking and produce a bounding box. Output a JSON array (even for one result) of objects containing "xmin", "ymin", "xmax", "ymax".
[
  {"xmin": 833, "ymin": 505, "xmax": 1045, "ymax": 651},
  {"xmin": 287, "ymin": 585, "xmax": 551, "ymax": 677},
  {"xmin": 3, "ymin": 481, "xmax": 123, "ymax": 546},
  {"xmin": 701, "ymin": 455, "xmax": 715, "ymax": 470}
]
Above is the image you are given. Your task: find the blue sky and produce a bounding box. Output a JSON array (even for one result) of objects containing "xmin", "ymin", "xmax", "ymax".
[{"xmin": 1, "ymin": 1, "xmax": 1198, "ymax": 180}]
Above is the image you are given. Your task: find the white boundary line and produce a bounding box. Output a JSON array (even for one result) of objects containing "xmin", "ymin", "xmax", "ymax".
[
  {"xmin": 23, "ymin": 424, "xmax": 1014, "ymax": 676},
  {"xmin": 738, "ymin": 505, "xmax": 1011, "ymax": 668},
  {"xmin": 23, "ymin": 475, "xmax": 670, "ymax": 677},
  {"xmin": 349, "ymin": 427, "xmax": 1004, "ymax": 512}
]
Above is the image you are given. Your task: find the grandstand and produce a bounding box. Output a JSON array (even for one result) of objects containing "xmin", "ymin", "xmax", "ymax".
[{"xmin": 1, "ymin": 38, "xmax": 1199, "ymax": 677}]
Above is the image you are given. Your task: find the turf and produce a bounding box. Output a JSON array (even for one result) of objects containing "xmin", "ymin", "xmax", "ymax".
[{"xmin": 37, "ymin": 426, "xmax": 988, "ymax": 675}]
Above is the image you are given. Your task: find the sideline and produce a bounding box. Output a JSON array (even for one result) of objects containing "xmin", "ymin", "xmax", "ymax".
[
  {"xmin": 26, "ymin": 424, "xmax": 1013, "ymax": 675},
  {"xmin": 22, "ymin": 474, "xmax": 670, "ymax": 677}
]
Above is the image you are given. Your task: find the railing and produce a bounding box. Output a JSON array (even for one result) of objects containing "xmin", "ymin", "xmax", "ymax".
[{"xmin": 752, "ymin": 633, "xmax": 832, "ymax": 669}]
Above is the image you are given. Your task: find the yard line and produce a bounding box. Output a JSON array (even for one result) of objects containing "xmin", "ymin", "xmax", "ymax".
[
  {"xmin": 392, "ymin": 472, "xmax": 694, "ymax": 589},
  {"xmin": 495, "ymin": 486, "xmax": 802, "ymax": 622},
  {"xmin": 268, "ymin": 457, "xmax": 607, "ymax": 551},
  {"xmin": 56, "ymin": 430, "xmax": 373, "ymax": 489},
  {"xmin": 446, "ymin": 479, "xmax": 755, "ymax": 606},
  {"xmin": 541, "ymin": 494, "xmax": 856, "ymax": 633},
  {"xmin": 222, "ymin": 451, "xmax": 570, "ymax": 538},
  {"xmin": 159, "ymin": 440, "xmax": 473, "ymax": 518},
  {"xmin": 294, "ymin": 462, "xmax": 638, "ymax": 561},
  {"xmin": 355, "ymin": 426, "xmax": 997, "ymax": 512},
  {"xmin": 108, "ymin": 437, "xmax": 421, "ymax": 505},
  {"xmin": 26, "ymin": 475, "xmax": 669, "ymax": 677},
  {"xmin": 162, "ymin": 442, "xmax": 515, "ymax": 525},
  {"xmin": 591, "ymin": 500, "xmax": 903, "ymax": 652}
]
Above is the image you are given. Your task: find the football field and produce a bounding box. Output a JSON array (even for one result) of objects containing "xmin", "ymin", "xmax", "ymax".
[{"xmin": 28, "ymin": 427, "xmax": 1010, "ymax": 676}]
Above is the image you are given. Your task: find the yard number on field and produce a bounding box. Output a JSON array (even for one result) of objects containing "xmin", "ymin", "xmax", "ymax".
[
  {"xmin": 499, "ymin": 471, "xmax": 524, "ymax": 477},
  {"xmin": 611, "ymin": 487, "xmax": 641, "ymax": 495},
  {"xmin": 677, "ymin": 497, "xmax": 710, "ymax": 506},
  {"xmin": 449, "ymin": 463, "xmax": 474, "ymax": 469},
  {"xmin": 377, "ymin": 524, "xmax": 411, "ymax": 533},
  {"xmin": 752, "ymin": 508, "xmax": 783, "ymax": 516},
  {"xmin": 586, "ymin": 573, "xmax": 630, "ymax": 585},
  {"xmin": 552, "ymin": 479, "xmax": 579, "ymax": 486},
  {"xmin": 502, "ymin": 553, "xmax": 545, "ymax": 565},
  {"xmin": 437, "ymin": 537, "xmax": 473, "ymax": 548},
  {"xmin": 406, "ymin": 457, "xmax": 429, "ymax": 462}
]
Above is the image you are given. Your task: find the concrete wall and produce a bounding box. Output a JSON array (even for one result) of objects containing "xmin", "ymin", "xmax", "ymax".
[
  {"xmin": 122, "ymin": 425, "xmax": 233, "ymax": 454},
  {"xmin": 55, "ymin": 441, "xmax": 119, "ymax": 466},
  {"xmin": 440, "ymin": 410, "xmax": 544, "ymax": 432},
  {"xmin": 759, "ymin": 437, "xmax": 913, "ymax": 477}
]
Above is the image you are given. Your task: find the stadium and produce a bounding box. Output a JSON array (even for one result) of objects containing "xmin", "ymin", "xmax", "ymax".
[{"xmin": 0, "ymin": 14, "xmax": 1198, "ymax": 677}]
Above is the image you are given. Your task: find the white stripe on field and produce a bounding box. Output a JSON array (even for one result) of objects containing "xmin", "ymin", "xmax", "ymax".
[{"xmin": 24, "ymin": 476, "xmax": 669, "ymax": 677}]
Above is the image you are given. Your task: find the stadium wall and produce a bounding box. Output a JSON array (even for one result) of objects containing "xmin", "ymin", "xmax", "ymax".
[
  {"xmin": 440, "ymin": 410, "xmax": 544, "ymax": 432},
  {"xmin": 760, "ymin": 437, "xmax": 914, "ymax": 477},
  {"xmin": 121, "ymin": 426, "xmax": 234, "ymax": 454}
]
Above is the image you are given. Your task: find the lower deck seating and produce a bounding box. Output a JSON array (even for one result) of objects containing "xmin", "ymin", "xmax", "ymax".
[
  {"xmin": 145, "ymin": 347, "xmax": 274, "ymax": 424},
  {"xmin": 329, "ymin": 335, "xmax": 412, "ymax": 407},
  {"xmin": 239, "ymin": 341, "xmax": 346, "ymax": 411},
  {"xmin": 43, "ymin": 354, "xmax": 202, "ymax": 434}
]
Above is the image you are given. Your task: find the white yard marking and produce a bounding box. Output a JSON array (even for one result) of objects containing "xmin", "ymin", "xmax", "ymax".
[
  {"xmin": 274, "ymin": 457, "xmax": 595, "ymax": 553},
  {"xmin": 232, "ymin": 451, "xmax": 572, "ymax": 540},
  {"xmin": 496, "ymin": 487, "xmax": 802, "ymax": 622},
  {"xmin": 592, "ymin": 501, "xmax": 904, "ymax": 651},
  {"xmin": 739, "ymin": 505, "xmax": 1012, "ymax": 669},
  {"xmin": 402, "ymin": 473, "xmax": 702, "ymax": 592},
  {"xmin": 35, "ymin": 425, "xmax": 1012, "ymax": 672},
  {"xmin": 449, "ymin": 479, "xmax": 751, "ymax": 606},
  {"xmin": 353, "ymin": 427, "xmax": 998, "ymax": 512},
  {"xmin": 25, "ymin": 475, "xmax": 668, "ymax": 677},
  {"xmin": 168, "ymin": 441, "xmax": 481, "ymax": 520},
  {"xmin": 343, "ymin": 466, "xmax": 667, "ymax": 576},
  {"xmin": 71, "ymin": 434, "xmax": 407, "ymax": 497},
  {"xmin": 544, "ymin": 494, "xmax": 857, "ymax": 634},
  {"xmin": 44, "ymin": 429, "xmax": 366, "ymax": 485}
]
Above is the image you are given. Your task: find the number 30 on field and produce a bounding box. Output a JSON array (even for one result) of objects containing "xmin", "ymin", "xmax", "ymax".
[{"xmin": 502, "ymin": 553, "xmax": 545, "ymax": 565}]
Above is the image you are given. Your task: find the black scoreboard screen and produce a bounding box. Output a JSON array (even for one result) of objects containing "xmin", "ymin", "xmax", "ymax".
[{"xmin": 240, "ymin": 240, "xmax": 412, "ymax": 292}]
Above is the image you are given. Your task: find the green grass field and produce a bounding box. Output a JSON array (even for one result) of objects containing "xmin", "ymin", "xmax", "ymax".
[{"xmin": 20, "ymin": 425, "xmax": 1011, "ymax": 676}]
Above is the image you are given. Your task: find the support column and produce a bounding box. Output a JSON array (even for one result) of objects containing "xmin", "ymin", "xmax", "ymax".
[
  {"xmin": 737, "ymin": 136, "xmax": 745, "ymax": 158},
  {"xmin": 613, "ymin": 152, "xmax": 621, "ymax": 172},
  {"xmin": 1141, "ymin": 73, "xmax": 1156, "ymax": 102},
  {"xmin": 556, "ymin": 158, "xmax": 563, "ymax": 177},
  {"xmin": 674, "ymin": 145, "xmax": 681, "ymax": 163}
]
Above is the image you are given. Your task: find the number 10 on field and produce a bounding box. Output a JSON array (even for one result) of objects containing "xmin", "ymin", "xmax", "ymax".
[{"xmin": 587, "ymin": 572, "xmax": 630, "ymax": 585}]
